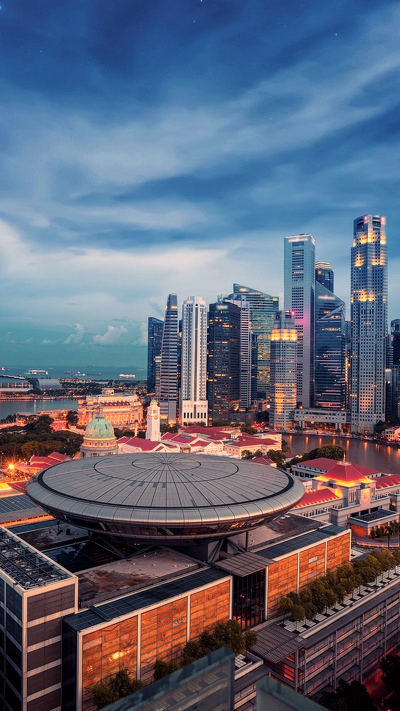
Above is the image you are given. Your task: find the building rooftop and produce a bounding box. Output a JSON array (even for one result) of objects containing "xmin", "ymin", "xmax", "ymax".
[
  {"xmin": 294, "ymin": 487, "xmax": 341, "ymax": 509},
  {"xmin": 256, "ymin": 525, "xmax": 346, "ymax": 562},
  {"xmin": 0, "ymin": 493, "xmax": 48, "ymax": 524},
  {"xmin": 26, "ymin": 452, "xmax": 304, "ymax": 544},
  {"xmin": 353, "ymin": 509, "xmax": 393, "ymax": 523},
  {"xmin": 77, "ymin": 548, "xmax": 201, "ymax": 606},
  {"xmin": 64, "ymin": 567, "xmax": 229, "ymax": 631},
  {"xmin": 0, "ymin": 524, "xmax": 74, "ymax": 590},
  {"xmin": 297, "ymin": 458, "xmax": 379, "ymax": 479},
  {"xmin": 375, "ymin": 474, "xmax": 400, "ymax": 489}
]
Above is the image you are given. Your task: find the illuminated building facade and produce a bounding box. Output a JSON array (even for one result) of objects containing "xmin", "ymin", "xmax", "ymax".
[
  {"xmin": 284, "ymin": 235, "xmax": 315, "ymax": 408},
  {"xmin": 222, "ymin": 294, "xmax": 252, "ymax": 410},
  {"xmin": 180, "ymin": 296, "xmax": 208, "ymax": 425},
  {"xmin": 351, "ymin": 215, "xmax": 388, "ymax": 433},
  {"xmin": 269, "ymin": 311, "xmax": 297, "ymax": 430},
  {"xmin": 314, "ymin": 282, "xmax": 346, "ymax": 409},
  {"xmin": 315, "ymin": 261, "xmax": 334, "ymax": 292},
  {"xmin": 231, "ymin": 284, "xmax": 279, "ymax": 399},
  {"xmin": 80, "ymin": 413, "xmax": 118, "ymax": 458},
  {"xmin": 207, "ymin": 301, "xmax": 240, "ymax": 421},
  {"xmin": 147, "ymin": 317, "xmax": 163, "ymax": 393},
  {"xmin": 159, "ymin": 293, "xmax": 179, "ymax": 423}
]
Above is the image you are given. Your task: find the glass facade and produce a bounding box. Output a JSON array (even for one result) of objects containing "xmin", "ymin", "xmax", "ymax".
[
  {"xmin": 233, "ymin": 570, "xmax": 265, "ymax": 629},
  {"xmin": 207, "ymin": 302, "xmax": 240, "ymax": 421},
  {"xmin": 146, "ymin": 317, "xmax": 163, "ymax": 393},
  {"xmin": 315, "ymin": 282, "xmax": 346, "ymax": 409},
  {"xmin": 351, "ymin": 215, "xmax": 388, "ymax": 433},
  {"xmin": 315, "ymin": 261, "xmax": 334, "ymax": 293},
  {"xmin": 269, "ymin": 311, "xmax": 297, "ymax": 429},
  {"xmin": 232, "ymin": 284, "xmax": 279, "ymax": 399},
  {"xmin": 284, "ymin": 236, "xmax": 315, "ymax": 408},
  {"xmin": 101, "ymin": 647, "xmax": 235, "ymax": 711},
  {"xmin": 159, "ymin": 294, "xmax": 179, "ymax": 423}
]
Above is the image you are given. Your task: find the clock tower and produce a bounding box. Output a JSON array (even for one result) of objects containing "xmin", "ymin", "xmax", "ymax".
[{"xmin": 146, "ymin": 399, "xmax": 161, "ymax": 441}]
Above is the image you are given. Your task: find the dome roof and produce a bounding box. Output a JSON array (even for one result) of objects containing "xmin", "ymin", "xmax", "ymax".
[{"xmin": 84, "ymin": 415, "xmax": 115, "ymax": 440}]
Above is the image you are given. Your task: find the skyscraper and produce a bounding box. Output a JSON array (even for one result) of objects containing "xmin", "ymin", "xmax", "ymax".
[
  {"xmin": 159, "ymin": 293, "xmax": 179, "ymax": 423},
  {"xmin": 207, "ymin": 302, "xmax": 240, "ymax": 422},
  {"xmin": 351, "ymin": 215, "xmax": 388, "ymax": 433},
  {"xmin": 222, "ymin": 294, "xmax": 252, "ymax": 410},
  {"xmin": 315, "ymin": 261, "xmax": 334, "ymax": 292},
  {"xmin": 284, "ymin": 235, "xmax": 315, "ymax": 408},
  {"xmin": 147, "ymin": 317, "xmax": 163, "ymax": 393},
  {"xmin": 315, "ymin": 282, "xmax": 346, "ymax": 409},
  {"xmin": 269, "ymin": 311, "xmax": 297, "ymax": 430},
  {"xmin": 181, "ymin": 296, "xmax": 208, "ymax": 425},
  {"xmin": 391, "ymin": 319, "xmax": 400, "ymax": 366},
  {"xmin": 231, "ymin": 284, "xmax": 279, "ymax": 399}
]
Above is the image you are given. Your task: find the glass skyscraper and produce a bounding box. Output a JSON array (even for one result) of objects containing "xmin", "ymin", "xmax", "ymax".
[
  {"xmin": 207, "ymin": 301, "xmax": 240, "ymax": 421},
  {"xmin": 181, "ymin": 296, "xmax": 208, "ymax": 424},
  {"xmin": 159, "ymin": 293, "xmax": 179, "ymax": 423},
  {"xmin": 315, "ymin": 282, "xmax": 346, "ymax": 409},
  {"xmin": 315, "ymin": 261, "xmax": 334, "ymax": 292},
  {"xmin": 269, "ymin": 311, "xmax": 297, "ymax": 430},
  {"xmin": 231, "ymin": 284, "xmax": 279, "ymax": 399},
  {"xmin": 351, "ymin": 215, "xmax": 388, "ymax": 433},
  {"xmin": 147, "ymin": 317, "xmax": 163, "ymax": 393},
  {"xmin": 284, "ymin": 235, "xmax": 315, "ymax": 408}
]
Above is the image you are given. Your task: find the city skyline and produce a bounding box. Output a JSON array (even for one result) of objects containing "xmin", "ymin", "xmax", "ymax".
[{"xmin": 1, "ymin": 1, "xmax": 400, "ymax": 368}]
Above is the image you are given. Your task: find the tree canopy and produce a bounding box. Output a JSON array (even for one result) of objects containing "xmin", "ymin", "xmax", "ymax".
[{"xmin": 91, "ymin": 669, "xmax": 143, "ymax": 710}]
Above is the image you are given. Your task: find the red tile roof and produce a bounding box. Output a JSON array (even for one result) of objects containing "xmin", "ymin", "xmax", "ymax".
[
  {"xmin": 317, "ymin": 461, "xmax": 378, "ymax": 483},
  {"xmin": 228, "ymin": 436, "xmax": 276, "ymax": 448},
  {"xmin": 375, "ymin": 474, "xmax": 400, "ymax": 490},
  {"xmin": 252, "ymin": 456, "xmax": 273, "ymax": 465},
  {"xmin": 294, "ymin": 487, "xmax": 341, "ymax": 508},
  {"xmin": 295, "ymin": 457, "xmax": 379, "ymax": 478},
  {"xmin": 29, "ymin": 452, "xmax": 69, "ymax": 468},
  {"xmin": 117, "ymin": 437, "xmax": 160, "ymax": 450}
]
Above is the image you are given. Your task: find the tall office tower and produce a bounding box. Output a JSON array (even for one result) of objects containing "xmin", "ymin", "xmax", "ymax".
[
  {"xmin": 207, "ymin": 302, "xmax": 240, "ymax": 422},
  {"xmin": 269, "ymin": 311, "xmax": 297, "ymax": 430},
  {"xmin": 315, "ymin": 261, "xmax": 334, "ymax": 292},
  {"xmin": 147, "ymin": 317, "xmax": 163, "ymax": 392},
  {"xmin": 284, "ymin": 235, "xmax": 316, "ymax": 408},
  {"xmin": 231, "ymin": 284, "xmax": 279, "ymax": 399},
  {"xmin": 180, "ymin": 296, "xmax": 208, "ymax": 425},
  {"xmin": 391, "ymin": 319, "xmax": 400, "ymax": 365},
  {"xmin": 344, "ymin": 320, "xmax": 352, "ymax": 409},
  {"xmin": 154, "ymin": 355, "xmax": 161, "ymax": 400},
  {"xmin": 351, "ymin": 215, "xmax": 388, "ymax": 433},
  {"xmin": 223, "ymin": 294, "xmax": 251, "ymax": 410},
  {"xmin": 314, "ymin": 282, "xmax": 346, "ymax": 409},
  {"xmin": 159, "ymin": 293, "xmax": 179, "ymax": 423},
  {"xmin": 250, "ymin": 333, "xmax": 258, "ymax": 403}
]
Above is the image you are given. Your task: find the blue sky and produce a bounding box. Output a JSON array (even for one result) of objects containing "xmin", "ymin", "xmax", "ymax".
[{"xmin": 0, "ymin": 0, "xmax": 399, "ymax": 369}]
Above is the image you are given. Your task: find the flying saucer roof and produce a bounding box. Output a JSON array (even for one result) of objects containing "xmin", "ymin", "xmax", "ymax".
[{"xmin": 26, "ymin": 452, "xmax": 304, "ymax": 543}]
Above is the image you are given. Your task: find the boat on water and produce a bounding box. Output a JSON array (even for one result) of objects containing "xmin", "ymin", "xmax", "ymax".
[{"xmin": 119, "ymin": 374, "xmax": 136, "ymax": 378}]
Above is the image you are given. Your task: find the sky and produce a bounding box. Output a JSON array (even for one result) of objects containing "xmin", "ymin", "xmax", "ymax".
[{"xmin": 0, "ymin": 0, "xmax": 399, "ymax": 370}]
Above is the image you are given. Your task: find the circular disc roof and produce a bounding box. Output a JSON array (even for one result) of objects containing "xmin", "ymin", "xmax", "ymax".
[{"xmin": 26, "ymin": 452, "xmax": 304, "ymax": 543}]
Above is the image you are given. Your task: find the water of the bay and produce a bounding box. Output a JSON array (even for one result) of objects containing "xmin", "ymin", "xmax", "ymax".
[
  {"xmin": 0, "ymin": 399, "xmax": 79, "ymax": 419},
  {"xmin": 285, "ymin": 434, "xmax": 400, "ymax": 475}
]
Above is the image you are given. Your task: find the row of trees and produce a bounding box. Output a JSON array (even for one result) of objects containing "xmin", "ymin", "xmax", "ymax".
[
  {"xmin": 370, "ymin": 521, "xmax": 400, "ymax": 538},
  {"xmin": 319, "ymin": 655, "xmax": 400, "ymax": 710},
  {"xmin": 154, "ymin": 620, "xmax": 257, "ymax": 679},
  {"xmin": 91, "ymin": 620, "xmax": 257, "ymax": 709},
  {"xmin": 288, "ymin": 443, "xmax": 346, "ymax": 468},
  {"xmin": 0, "ymin": 415, "xmax": 83, "ymax": 461},
  {"xmin": 280, "ymin": 548, "xmax": 400, "ymax": 622}
]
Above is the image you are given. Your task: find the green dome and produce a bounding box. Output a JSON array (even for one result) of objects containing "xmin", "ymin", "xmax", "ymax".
[{"xmin": 84, "ymin": 416, "xmax": 115, "ymax": 440}]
